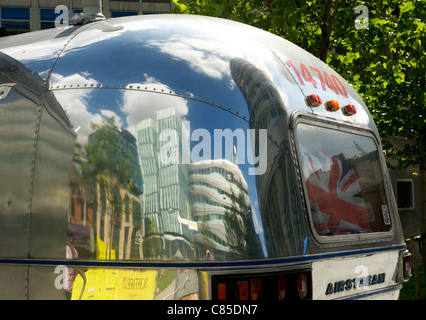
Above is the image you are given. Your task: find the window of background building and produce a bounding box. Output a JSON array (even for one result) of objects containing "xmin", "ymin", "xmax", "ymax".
[
  {"xmin": 1, "ymin": 7, "xmax": 30, "ymax": 34},
  {"xmin": 396, "ymin": 180, "xmax": 414, "ymax": 209},
  {"xmin": 111, "ymin": 12, "xmax": 138, "ymax": 18},
  {"xmin": 40, "ymin": 9, "xmax": 56, "ymax": 30},
  {"xmin": 40, "ymin": 9, "xmax": 83, "ymax": 30}
]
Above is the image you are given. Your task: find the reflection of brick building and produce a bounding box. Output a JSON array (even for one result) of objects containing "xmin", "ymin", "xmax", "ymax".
[
  {"xmin": 69, "ymin": 164, "xmax": 95, "ymax": 228},
  {"xmin": 68, "ymin": 147, "xmax": 96, "ymax": 258}
]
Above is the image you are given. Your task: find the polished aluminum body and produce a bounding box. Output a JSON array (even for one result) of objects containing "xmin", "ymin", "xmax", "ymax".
[{"xmin": 0, "ymin": 15, "xmax": 406, "ymax": 299}]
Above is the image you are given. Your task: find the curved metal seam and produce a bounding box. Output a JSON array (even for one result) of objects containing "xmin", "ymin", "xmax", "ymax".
[
  {"xmin": 26, "ymin": 103, "xmax": 43, "ymax": 258},
  {"xmin": 50, "ymin": 85, "xmax": 251, "ymax": 122},
  {"xmin": 49, "ymin": 85, "xmax": 287, "ymax": 152},
  {"xmin": 45, "ymin": 24, "xmax": 97, "ymax": 88}
]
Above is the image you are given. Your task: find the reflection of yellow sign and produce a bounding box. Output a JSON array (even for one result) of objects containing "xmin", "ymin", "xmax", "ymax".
[
  {"xmin": 96, "ymin": 236, "xmax": 116, "ymax": 260},
  {"xmin": 71, "ymin": 269, "xmax": 156, "ymax": 300},
  {"xmin": 116, "ymin": 270, "xmax": 156, "ymax": 300}
]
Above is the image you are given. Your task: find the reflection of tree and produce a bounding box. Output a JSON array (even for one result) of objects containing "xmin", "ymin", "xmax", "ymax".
[
  {"xmin": 223, "ymin": 189, "xmax": 258, "ymax": 257},
  {"xmin": 223, "ymin": 189, "xmax": 246, "ymax": 255},
  {"xmin": 198, "ymin": 208, "xmax": 214, "ymax": 250},
  {"xmin": 143, "ymin": 217, "xmax": 164, "ymax": 259},
  {"xmin": 79, "ymin": 117, "xmax": 139, "ymax": 260},
  {"xmin": 83, "ymin": 118, "xmax": 135, "ymax": 192}
]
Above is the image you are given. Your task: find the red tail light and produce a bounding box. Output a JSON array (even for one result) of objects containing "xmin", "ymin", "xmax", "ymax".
[
  {"xmin": 297, "ymin": 272, "xmax": 308, "ymax": 299},
  {"xmin": 212, "ymin": 270, "xmax": 311, "ymax": 300},
  {"xmin": 237, "ymin": 281, "xmax": 249, "ymax": 300},
  {"xmin": 250, "ymin": 277, "xmax": 262, "ymax": 300},
  {"xmin": 277, "ymin": 276, "xmax": 288, "ymax": 300},
  {"xmin": 217, "ymin": 283, "xmax": 227, "ymax": 300},
  {"xmin": 403, "ymin": 251, "xmax": 412, "ymax": 281}
]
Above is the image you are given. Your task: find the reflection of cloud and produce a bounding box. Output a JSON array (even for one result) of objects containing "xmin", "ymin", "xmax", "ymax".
[
  {"xmin": 52, "ymin": 72, "xmax": 190, "ymax": 144},
  {"xmin": 50, "ymin": 71, "xmax": 98, "ymax": 87},
  {"xmin": 121, "ymin": 75, "xmax": 189, "ymax": 137},
  {"xmin": 144, "ymin": 36, "xmax": 241, "ymax": 80},
  {"xmin": 101, "ymin": 110, "xmax": 123, "ymax": 128},
  {"xmin": 51, "ymin": 72, "xmax": 103, "ymax": 145}
]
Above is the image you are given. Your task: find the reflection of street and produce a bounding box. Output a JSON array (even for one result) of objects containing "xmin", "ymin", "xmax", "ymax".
[{"xmin": 155, "ymin": 269, "xmax": 199, "ymax": 300}]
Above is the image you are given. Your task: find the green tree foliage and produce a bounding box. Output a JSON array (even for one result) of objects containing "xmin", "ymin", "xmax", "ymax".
[{"xmin": 172, "ymin": 0, "xmax": 425, "ymax": 171}]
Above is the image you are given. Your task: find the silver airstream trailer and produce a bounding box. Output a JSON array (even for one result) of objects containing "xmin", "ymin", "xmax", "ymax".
[{"xmin": 0, "ymin": 11, "xmax": 411, "ymax": 300}]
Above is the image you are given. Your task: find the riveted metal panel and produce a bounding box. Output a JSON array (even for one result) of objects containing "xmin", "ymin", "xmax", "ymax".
[
  {"xmin": 28, "ymin": 266, "xmax": 67, "ymax": 300},
  {"xmin": 0, "ymin": 265, "xmax": 28, "ymax": 299},
  {"xmin": 0, "ymin": 88, "xmax": 39, "ymax": 258},
  {"xmin": 29, "ymin": 99, "xmax": 75, "ymax": 258}
]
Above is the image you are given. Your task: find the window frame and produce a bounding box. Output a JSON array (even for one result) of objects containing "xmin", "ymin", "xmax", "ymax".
[{"xmin": 290, "ymin": 113, "xmax": 395, "ymax": 245}]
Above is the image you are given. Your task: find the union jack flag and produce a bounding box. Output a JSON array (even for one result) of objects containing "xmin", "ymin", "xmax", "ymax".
[{"xmin": 302, "ymin": 150, "xmax": 370, "ymax": 235}]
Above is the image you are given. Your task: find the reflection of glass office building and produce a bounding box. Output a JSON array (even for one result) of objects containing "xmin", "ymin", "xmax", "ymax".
[
  {"xmin": 230, "ymin": 58, "xmax": 286, "ymax": 132},
  {"xmin": 136, "ymin": 108, "xmax": 192, "ymax": 259},
  {"xmin": 189, "ymin": 155, "xmax": 252, "ymax": 260},
  {"xmin": 230, "ymin": 58, "xmax": 305, "ymax": 257}
]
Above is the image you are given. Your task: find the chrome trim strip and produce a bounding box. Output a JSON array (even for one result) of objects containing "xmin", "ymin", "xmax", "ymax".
[
  {"xmin": 0, "ymin": 244, "xmax": 406, "ymax": 269},
  {"xmin": 343, "ymin": 284, "xmax": 402, "ymax": 300}
]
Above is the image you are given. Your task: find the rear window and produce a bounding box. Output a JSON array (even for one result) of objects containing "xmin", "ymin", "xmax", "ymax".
[{"xmin": 296, "ymin": 123, "xmax": 391, "ymax": 236}]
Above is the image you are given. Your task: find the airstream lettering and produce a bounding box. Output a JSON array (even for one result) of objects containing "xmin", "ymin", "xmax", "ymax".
[
  {"xmin": 0, "ymin": 13, "xmax": 410, "ymax": 300},
  {"xmin": 325, "ymin": 273, "xmax": 386, "ymax": 295}
]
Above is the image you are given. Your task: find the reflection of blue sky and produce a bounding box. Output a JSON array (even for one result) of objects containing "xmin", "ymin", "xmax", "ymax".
[{"xmin": 52, "ymin": 35, "xmax": 239, "ymax": 102}]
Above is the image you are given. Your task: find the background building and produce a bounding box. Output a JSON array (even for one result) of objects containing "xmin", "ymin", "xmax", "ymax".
[{"xmin": 0, "ymin": 0, "xmax": 173, "ymax": 35}]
